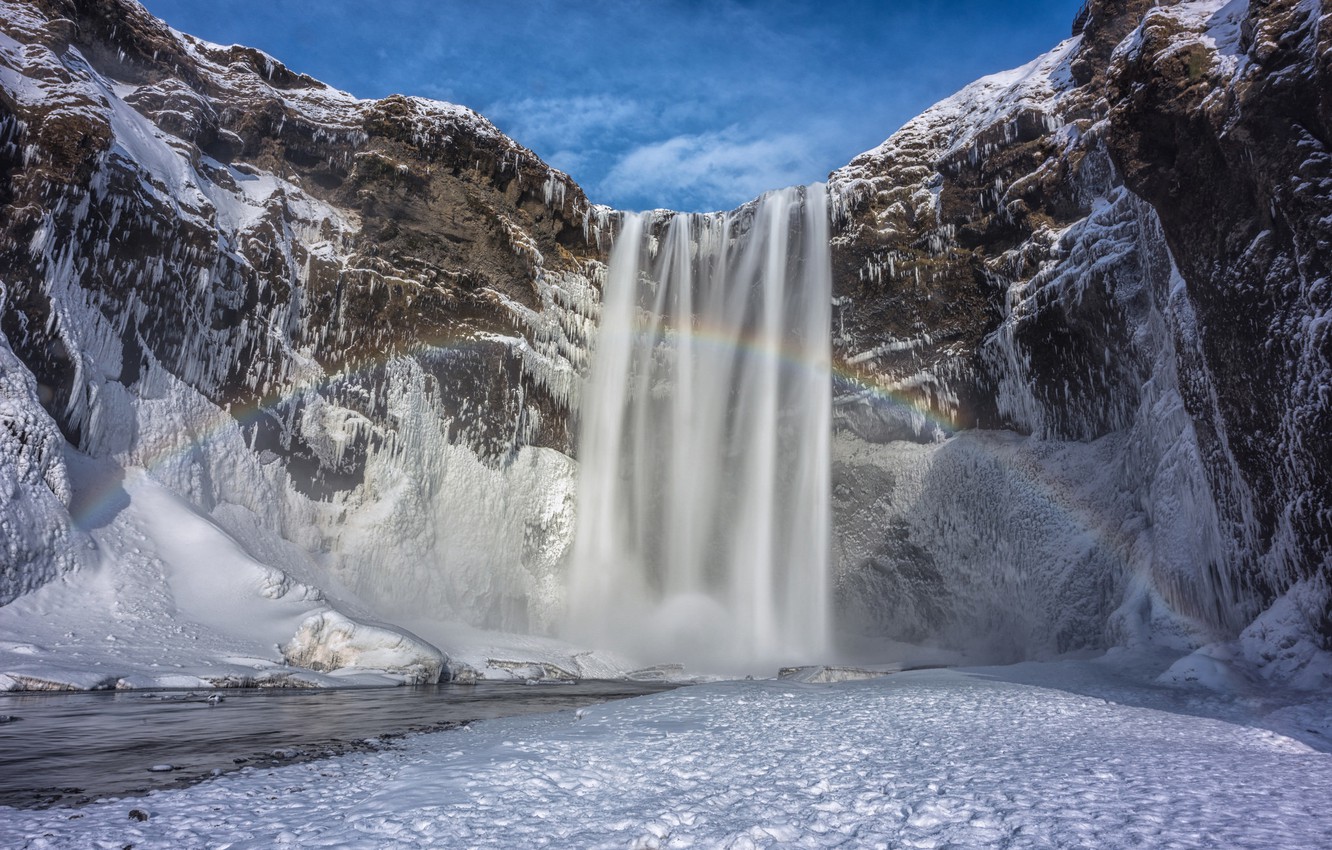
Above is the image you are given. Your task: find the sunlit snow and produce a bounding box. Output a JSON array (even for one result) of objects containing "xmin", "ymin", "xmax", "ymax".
[{"xmin": 4, "ymin": 654, "xmax": 1331, "ymax": 848}]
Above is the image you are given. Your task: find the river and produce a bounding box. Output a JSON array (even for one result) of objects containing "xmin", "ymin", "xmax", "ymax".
[{"xmin": 0, "ymin": 681, "xmax": 673, "ymax": 808}]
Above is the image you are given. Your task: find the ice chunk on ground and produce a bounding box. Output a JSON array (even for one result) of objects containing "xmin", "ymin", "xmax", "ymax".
[
  {"xmin": 282, "ymin": 610, "xmax": 445, "ymax": 684},
  {"xmin": 777, "ymin": 664, "xmax": 899, "ymax": 683}
]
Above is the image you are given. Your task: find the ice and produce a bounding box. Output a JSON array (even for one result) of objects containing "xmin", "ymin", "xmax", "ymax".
[
  {"xmin": 2, "ymin": 653, "xmax": 1329, "ymax": 848},
  {"xmin": 0, "ymin": 302, "xmax": 85, "ymax": 605},
  {"xmin": 282, "ymin": 611, "xmax": 445, "ymax": 685}
]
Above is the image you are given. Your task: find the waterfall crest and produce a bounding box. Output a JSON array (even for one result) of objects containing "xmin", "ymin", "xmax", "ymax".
[{"xmin": 566, "ymin": 184, "xmax": 832, "ymax": 674}]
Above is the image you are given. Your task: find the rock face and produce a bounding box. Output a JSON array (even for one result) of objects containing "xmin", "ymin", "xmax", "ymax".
[
  {"xmin": 0, "ymin": 0, "xmax": 602, "ymax": 628},
  {"xmin": 827, "ymin": 0, "xmax": 1330, "ymax": 674},
  {"xmin": 1107, "ymin": 0, "xmax": 1332, "ymax": 615},
  {"xmin": 0, "ymin": 0, "xmax": 1327, "ymax": 681}
]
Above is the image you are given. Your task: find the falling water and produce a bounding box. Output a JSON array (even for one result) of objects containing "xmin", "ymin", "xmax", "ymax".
[{"xmin": 566, "ymin": 184, "xmax": 832, "ymax": 674}]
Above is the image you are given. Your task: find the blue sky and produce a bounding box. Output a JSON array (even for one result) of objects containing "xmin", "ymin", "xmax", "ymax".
[{"xmin": 140, "ymin": 0, "xmax": 1082, "ymax": 212}]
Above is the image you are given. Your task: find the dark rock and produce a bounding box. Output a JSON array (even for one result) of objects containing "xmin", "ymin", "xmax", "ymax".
[
  {"xmin": 1104, "ymin": 0, "xmax": 1332, "ymax": 598},
  {"xmin": 827, "ymin": 0, "xmax": 1331, "ymax": 655}
]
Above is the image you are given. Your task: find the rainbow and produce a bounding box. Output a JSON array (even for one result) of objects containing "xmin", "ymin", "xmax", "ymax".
[{"xmin": 70, "ymin": 318, "xmax": 1112, "ymax": 564}]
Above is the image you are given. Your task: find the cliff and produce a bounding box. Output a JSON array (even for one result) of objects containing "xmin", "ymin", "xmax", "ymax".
[
  {"xmin": 0, "ymin": 0, "xmax": 1327, "ymax": 686},
  {"xmin": 825, "ymin": 0, "xmax": 1329, "ymax": 681},
  {"xmin": 0, "ymin": 0, "xmax": 611, "ymax": 653}
]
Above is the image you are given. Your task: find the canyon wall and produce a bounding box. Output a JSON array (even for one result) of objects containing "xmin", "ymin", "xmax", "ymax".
[{"xmin": 1, "ymin": 0, "xmax": 1327, "ymax": 681}]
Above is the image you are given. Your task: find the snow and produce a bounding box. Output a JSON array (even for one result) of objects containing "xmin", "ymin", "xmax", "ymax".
[
  {"xmin": 830, "ymin": 32, "xmax": 1081, "ymax": 227},
  {"xmin": 0, "ymin": 452, "xmax": 439, "ymax": 691},
  {"xmin": 1114, "ymin": 0, "xmax": 1251, "ymax": 80},
  {"xmin": 283, "ymin": 611, "xmax": 444, "ymax": 685},
  {"xmin": 3, "ymin": 652, "xmax": 1329, "ymax": 848},
  {"xmin": 0, "ymin": 443, "xmax": 633, "ymax": 690}
]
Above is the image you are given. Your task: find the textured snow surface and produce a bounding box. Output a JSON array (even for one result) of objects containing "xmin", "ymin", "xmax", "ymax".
[{"xmin": 3, "ymin": 655, "xmax": 1330, "ymax": 849}]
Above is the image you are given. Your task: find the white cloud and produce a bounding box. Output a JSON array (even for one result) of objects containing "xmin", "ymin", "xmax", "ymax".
[
  {"xmin": 597, "ymin": 126, "xmax": 824, "ymax": 212},
  {"xmin": 486, "ymin": 94, "xmax": 642, "ymax": 151},
  {"xmin": 546, "ymin": 149, "xmax": 589, "ymax": 177}
]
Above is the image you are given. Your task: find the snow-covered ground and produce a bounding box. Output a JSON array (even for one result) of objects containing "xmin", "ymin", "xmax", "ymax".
[{"xmin": 4, "ymin": 652, "xmax": 1329, "ymax": 849}]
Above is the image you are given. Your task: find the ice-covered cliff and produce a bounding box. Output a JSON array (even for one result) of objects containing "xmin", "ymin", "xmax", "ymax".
[
  {"xmin": 828, "ymin": 0, "xmax": 1330, "ymax": 684},
  {"xmin": 0, "ymin": 0, "xmax": 617, "ymax": 685},
  {"xmin": 0, "ymin": 0, "xmax": 1327, "ymax": 688}
]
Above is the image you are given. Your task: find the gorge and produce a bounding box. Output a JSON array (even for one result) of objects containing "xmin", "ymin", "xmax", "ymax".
[{"xmin": 0, "ymin": 0, "xmax": 1329, "ymax": 690}]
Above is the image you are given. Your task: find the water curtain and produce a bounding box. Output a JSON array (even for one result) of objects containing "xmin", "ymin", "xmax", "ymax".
[{"xmin": 567, "ymin": 184, "xmax": 832, "ymax": 673}]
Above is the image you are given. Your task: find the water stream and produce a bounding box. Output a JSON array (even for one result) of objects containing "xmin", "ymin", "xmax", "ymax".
[
  {"xmin": 0, "ymin": 681, "xmax": 671, "ymax": 808},
  {"xmin": 567, "ymin": 184, "xmax": 832, "ymax": 673}
]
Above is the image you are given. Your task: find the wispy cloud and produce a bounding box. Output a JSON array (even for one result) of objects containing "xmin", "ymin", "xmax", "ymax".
[
  {"xmin": 598, "ymin": 126, "xmax": 826, "ymax": 213},
  {"xmin": 486, "ymin": 95, "xmax": 643, "ymax": 152},
  {"xmin": 143, "ymin": 0, "xmax": 1085, "ymax": 212}
]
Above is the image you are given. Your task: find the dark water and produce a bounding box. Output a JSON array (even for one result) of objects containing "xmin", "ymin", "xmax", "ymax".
[{"xmin": 0, "ymin": 681, "xmax": 673, "ymax": 808}]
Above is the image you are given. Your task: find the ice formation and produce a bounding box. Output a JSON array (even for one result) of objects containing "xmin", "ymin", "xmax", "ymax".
[{"xmin": 283, "ymin": 610, "xmax": 445, "ymax": 684}]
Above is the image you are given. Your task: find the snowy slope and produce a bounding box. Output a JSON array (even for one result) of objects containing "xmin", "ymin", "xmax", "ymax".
[
  {"xmin": 0, "ymin": 0, "xmax": 627, "ymax": 686},
  {"xmin": 0, "ymin": 450, "xmax": 448, "ymax": 690}
]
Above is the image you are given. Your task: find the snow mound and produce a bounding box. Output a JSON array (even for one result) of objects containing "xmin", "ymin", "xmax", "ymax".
[
  {"xmin": 282, "ymin": 610, "xmax": 445, "ymax": 685},
  {"xmin": 1157, "ymin": 644, "xmax": 1260, "ymax": 693},
  {"xmin": 1162, "ymin": 578, "xmax": 1332, "ymax": 692}
]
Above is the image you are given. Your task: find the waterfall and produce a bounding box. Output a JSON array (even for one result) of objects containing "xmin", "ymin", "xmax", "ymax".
[{"xmin": 566, "ymin": 184, "xmax": 832, "ymax": 674}]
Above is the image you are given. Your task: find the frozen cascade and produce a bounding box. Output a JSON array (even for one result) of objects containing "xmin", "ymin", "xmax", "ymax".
[{"xmin": 566, "ymin": 185, "xmax": 832, "ymax": 674}]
